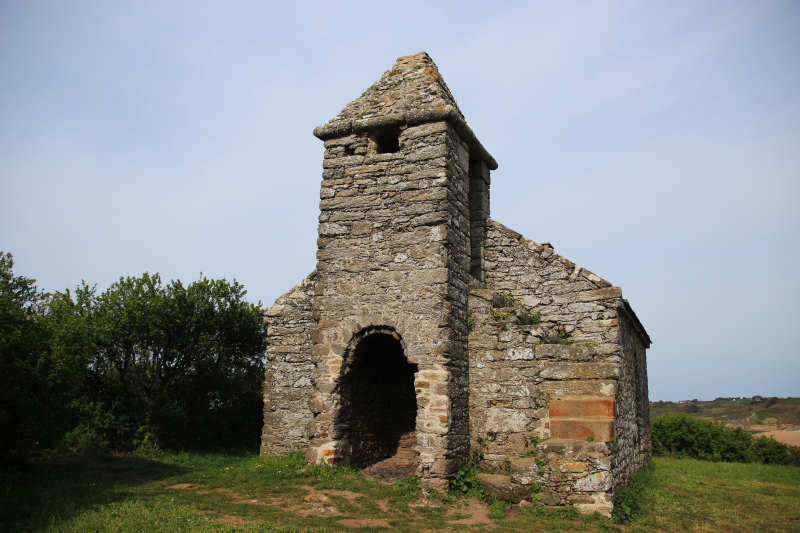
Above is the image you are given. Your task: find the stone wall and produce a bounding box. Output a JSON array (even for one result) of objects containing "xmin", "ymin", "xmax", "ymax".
[
  {"xmin": 308, "ymin": 119, "xmax": 478, "ymax": 490},
  {"xmin": 467, "ymin": 285, "xmax": 624, "ymax": 515},
  {"xmin": 467, "ymin": 288, "xmax": 621, "ymax": 461},
  {"xmin": 474, "ymin": 220, "xmax": 652, "ymax": 513},
  {"xmin": 261, "ymin": 272, "xmax": 317, "ymax": 455},
  {"xmin": 612, "ymin": 307, "xmax": 652, "ymax": 488},
  {"xmin": 468, "ymin": 288, "xmax": 547, "ymax": 467},
  {"xmin": 483, "ymin": 220, "xmax": 623, "ymax": 346}
]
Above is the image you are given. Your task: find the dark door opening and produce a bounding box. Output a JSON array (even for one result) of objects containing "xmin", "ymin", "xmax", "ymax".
[{"xmin": 336, "ymin": 332, "xmax": 418, "ymax": 470}]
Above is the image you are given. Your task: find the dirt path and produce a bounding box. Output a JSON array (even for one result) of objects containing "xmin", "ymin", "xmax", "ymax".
[{"xmin": 164, "ymin": 480, "xmax": 504, "ymax": 529}]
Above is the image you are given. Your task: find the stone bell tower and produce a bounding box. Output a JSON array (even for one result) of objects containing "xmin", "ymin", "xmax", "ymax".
[
  {"xmin": 307, "ymin": 52, "xmax": 497, "ymax": 490},
  {"xmin": 261, "ymin": 52, "xmax": 497, "ymax": 490}
]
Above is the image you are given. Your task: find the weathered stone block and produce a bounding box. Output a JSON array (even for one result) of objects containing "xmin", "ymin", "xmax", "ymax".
[
  {"xmin": 540, "ymin": 362, "xmax": 619, "ymax": 380},
  {"xmin": 550, "ymin": 419, "xmax": 615, "ymax": 441},
  {"xmin": 484, "ymin": 408, "xmax": 529, "ymax": 433},
  {"xmin": 550, "ymin": 398, "xmax": 616, "ymax": 419},
  {"xmin": 540, "ymin": 489, "xmax": 562, "ymax": 506},
  {"xmin": 548, "ymin": 459, "xmax": 589, "ymax": 473},
  {"xmin": 477, "ymin": 474, "xmax": 531, "ymax": 503},
  {"xmin": 551, "ymin": 287, "xmax": 623, "ymax": 305},
  {"xmin": 535, "ymin": 344, "xmax": 595, "ymax": 361},
  {"xmin": 509, "ymin": 457, "xmax": 545, "ymax": 485},
  {"xmin": 542, "ymin": 380, "xmax": 618, "ymax": 398},
  {"xmin": 573, "ymin": 472, "xmax": 612, "ymax": 492}
]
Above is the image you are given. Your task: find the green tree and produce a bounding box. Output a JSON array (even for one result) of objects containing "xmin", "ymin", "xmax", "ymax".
[
  {"xmin": 55, "ymin": 273, "xmax": 268, "ymax": 451},
  {"xmin": 0, "ymin": 252, "xmax": 52, "ymax": 464}
]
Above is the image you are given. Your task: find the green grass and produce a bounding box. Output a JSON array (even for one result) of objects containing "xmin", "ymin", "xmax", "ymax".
[
  {"xmin": 2, "ymin": 453, "xmax": 799, "ymax": 532},
  {"xmin": 626, "ymin": 457, "xmax": 800, "ymax": 533}
]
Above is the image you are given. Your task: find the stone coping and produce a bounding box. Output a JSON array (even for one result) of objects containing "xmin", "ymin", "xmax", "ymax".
[{"xmin": 313, "ymin": 105, "xmax": 498, "ymax": 170}]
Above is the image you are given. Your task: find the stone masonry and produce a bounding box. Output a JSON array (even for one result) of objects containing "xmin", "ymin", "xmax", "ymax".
[{"xmin": 261, "ymin": 52, "xmax": 652, "ymax": 514}]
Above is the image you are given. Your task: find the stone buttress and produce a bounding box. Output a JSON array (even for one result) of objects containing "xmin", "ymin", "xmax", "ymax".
[{"xmin": 261, "ymin": 52, "xmax": 652, "ymax": 512}]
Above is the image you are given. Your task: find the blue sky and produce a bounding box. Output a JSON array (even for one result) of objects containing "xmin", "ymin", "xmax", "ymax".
[{"xmin": 1, "ymin": 0, "xmax": 798, "ymax": 400}]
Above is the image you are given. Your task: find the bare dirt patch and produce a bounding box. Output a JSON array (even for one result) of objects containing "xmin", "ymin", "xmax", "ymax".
[
  {"xmin": 217, "ymin": 488, "xmax": 268, "ymax": 506},
  {"xmin": 297, "ymin": 505, "xmax": 340, "ymax": 517},
  {"xmin": 325, "ymin": 490, "xmax": 364, "ymax": 502},
  {"xmin": 445, "ymin": 497, "xmax": 496, "ymax": 527},
  {"xmin": 338, "ymin": 518, "xmax": 391, "ymax": 528},
  {"xmin": 410, "ymin": 500, "xmax": 447, "ymax": 509},
  {"xmin": 757, "ymin": 430, "xmax": 800, "ymax": 447},
  {"xmin": 216, "ymin": 516, "xmax": 257, "ymax": 525},
  {"xmin": 165, "ymin": 483, "xmax": 198, "ymax": 490},
  {"xmin": 297, "ymin": 485, "xmax": 341, "ymax": 516},
  {"xmin": 166, "ymin": 483, "xmax": 273, "ymax": 507}
]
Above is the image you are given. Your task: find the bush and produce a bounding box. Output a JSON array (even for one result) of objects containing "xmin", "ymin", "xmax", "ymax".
[
  {"xmin": 2, "ymin": 253, "xmax": 270, "ymax": 463},
  {"xmin": 652, "ymin": 413, "xmax": 800, "ymax": 466},
  {"xmin": 748, "ymin": 433, "xmax": 800, "ymax": 466},
  {"xmin": 450, "ymin": 453, "xmax": 483, "ymax": 496},
  {"xmin": 49, "ymin": 273, "xmax": 269, "ymax": 452}
]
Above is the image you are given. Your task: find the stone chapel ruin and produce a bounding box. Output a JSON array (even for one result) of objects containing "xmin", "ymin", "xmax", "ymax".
[{"xmin": 261, "ymin": 52, "xmax": 651, "ymax": 515}]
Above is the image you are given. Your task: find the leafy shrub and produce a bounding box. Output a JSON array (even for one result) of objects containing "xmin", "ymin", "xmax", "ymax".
[
  {"xmin": 450, "ymin": 454, "xmax": 483, "ymax": 496},
  {"xmin": 748, "ymin": 433, "xmax": 800, "ymax": 465},
  {"xmin": 2, "ymin": 253, "xmax": 269, "ymax": 464},
  {"xmin": 52, "ymin": 273, "xmax": 268, "ymax": 452},
  {"xmin": 652, "ymin": 413, "xmax": 799, "ymax": 466},
  {"xmin": 684, "ymin": 403, "xmax": 700, "ymax": 413}
]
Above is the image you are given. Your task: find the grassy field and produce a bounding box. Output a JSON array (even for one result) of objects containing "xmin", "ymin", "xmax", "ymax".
[
  {"xmin": 2, "ymin": 452, "xmax": 799, "ymax": 533},
  {"xmin": 650, "ymin": 397, "xmax": 800, "ymax": 429}
]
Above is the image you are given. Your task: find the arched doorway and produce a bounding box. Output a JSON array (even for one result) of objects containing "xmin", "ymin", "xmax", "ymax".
[{"xmin": 336, "ymin": 328, "xmax": 418, "ymax": 471}]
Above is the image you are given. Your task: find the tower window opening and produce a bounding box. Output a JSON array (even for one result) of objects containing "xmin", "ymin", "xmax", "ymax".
[{"xmin": 374, "ymin": 131, "xmax": 401, "ymax": 154}]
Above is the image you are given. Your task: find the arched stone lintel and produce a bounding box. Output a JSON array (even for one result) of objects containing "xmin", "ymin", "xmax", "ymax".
[
  {"xmin": 344, "ymin": 325, "xmax": 407, "ymax": 358},
  {"xmin": 332, "ymin": 311, "xmax": 442, "ymax": 358}
]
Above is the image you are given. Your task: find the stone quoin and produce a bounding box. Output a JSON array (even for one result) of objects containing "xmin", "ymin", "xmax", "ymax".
[{"xmin": 261, "ymin": 52, "xmax": 652, "ymax": 516}]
